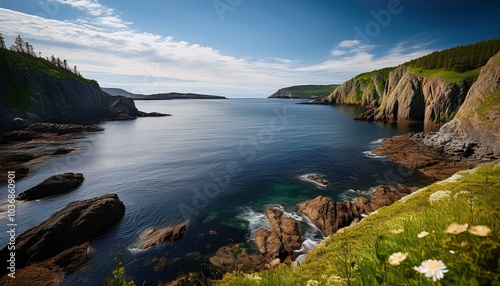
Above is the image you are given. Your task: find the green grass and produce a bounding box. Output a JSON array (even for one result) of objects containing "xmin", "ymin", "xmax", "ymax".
[
  {"xmin": 281, "ymin": 85, "xmax": 339, "ymax": 98},
  {"xmin": 0, "ymin": 48, "xmax": 90, "ymax": 83},
  {"xmin": 476, "ymin": 89, "xmax": 500, "ymax": 123},
  {"xmin": 410, "ymin": 67, "xmax": 480, "ymax": 84},
  {"xmin": 216, "ymin": 163, "xmax": 500, "ymax": 285},
  {"xmin": 355, "ymin": 67, "xmax": 395, "ymax": 81}
]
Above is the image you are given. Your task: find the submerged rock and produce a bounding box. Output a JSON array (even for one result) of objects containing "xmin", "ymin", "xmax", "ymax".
[
  {"xmin": 137, "ymin": 221, "xmax": 189, "ymax": 250},
  {"xmin": 209, "ymin": 244, "xmax": 269, "ymax": 273},
  {"xmin": 17, "ymin": 173, "xmax": 84, "ymax": 201}
]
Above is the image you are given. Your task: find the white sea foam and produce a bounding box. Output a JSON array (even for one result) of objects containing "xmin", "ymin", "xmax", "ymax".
[
  {"xmin": 241, "ymin": 208, "xmax": 271, "ymax": 238},
  {"xmin": 362, "ymin": 150, "xmax": 386, "ymax": 159},
  {"xmin": 369, "ymin": 138, "xmax": 383, "ymax": 145},
  {"xmin": 127, "ymin": 247, "xmax": 146, "ymax": 254}
]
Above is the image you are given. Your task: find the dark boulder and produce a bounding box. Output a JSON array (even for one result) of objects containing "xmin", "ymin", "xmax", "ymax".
[
  {"xmin": 17, "ymin": 173, "xmax": 84, "ymax": 201},
  {"xmin": 0, "ymin": 194, "xmax": 125, "ymax": 274}
]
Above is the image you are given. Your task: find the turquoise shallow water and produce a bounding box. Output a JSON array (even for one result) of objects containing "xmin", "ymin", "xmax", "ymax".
[{"xmin": 0, "ymin": 99, "xmax": 430, "ymax": 284}]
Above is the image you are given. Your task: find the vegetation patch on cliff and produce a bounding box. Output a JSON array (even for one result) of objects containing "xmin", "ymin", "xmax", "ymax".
[
  {"xmin": 409, "ymin": 67, "xmax": 480, "ymax": 83},
  {"xmin": 217, "ymin": 163, "xmax": 500, "ymax": 285}
]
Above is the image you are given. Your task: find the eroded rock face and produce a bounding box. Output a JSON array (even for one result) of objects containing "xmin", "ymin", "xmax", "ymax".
[
  {"xmin": 137, "ymin": 221, "xmax": 188, "ymax": 250},
  {"xmin": 298, "ymin": 185, "xmax": 413, "ymax": 236},
  {"xmin": 0, "ymin": 194, "xmax": 125, "ymax": 273},
  {"xmin": 253, "ymin": 207, "xmax": 302, "ymax": 264},
  {"xmin": 323, "ymin": 65, "xmax": 470, "ymax": 125},
  {"xmin": 17, "ymin": 173, "xmax": 84, "ymax": 201},
  {"xmin": 440, "ymin": 52, "xmax": 500, "ymax": 156}
]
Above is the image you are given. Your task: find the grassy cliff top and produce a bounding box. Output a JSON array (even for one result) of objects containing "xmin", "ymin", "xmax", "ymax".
[
  {"xmin": 0, "ymin": 48, "xmax": 92, "ymax": 84},
  {"xmin": 218, "ymin": 163, "xmax": 500, "ymax": 285}
]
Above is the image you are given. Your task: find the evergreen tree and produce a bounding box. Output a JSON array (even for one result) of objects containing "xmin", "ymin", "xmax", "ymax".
[
  {"xmin": 0, "ymin": 33, "xmax": 5, "ymax": 49},
  {"xmin": 11, "ymin": 35, "xmax": 25, "ymax": 52}
]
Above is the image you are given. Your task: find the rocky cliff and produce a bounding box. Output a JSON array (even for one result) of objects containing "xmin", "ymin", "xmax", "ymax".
[
  {"xmin": 0, "ymin": 50, "xmax": 145, "ymax": 129},
  {"xmin": 372, "ymin": 52, "xmax": 500, "ymax": 178},
  {"xmin": 440, "ymin": 52, "xmax": 500, "ymax": 155},
  {"xmin": 322, "ymin": 66, "xmax": 471, "ymax": 125}
]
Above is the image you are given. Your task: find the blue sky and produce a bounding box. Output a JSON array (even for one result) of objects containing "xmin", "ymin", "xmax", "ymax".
[{"xmin": 0, "ymin": 0, "xmax": 499, "ymax": 97}]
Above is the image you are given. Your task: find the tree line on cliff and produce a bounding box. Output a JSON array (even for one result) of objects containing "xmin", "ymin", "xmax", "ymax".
[
  {"xmin": 0, "ymin": 33, "xmax": 82, "ymax": 77},
  {"xmin": 408, "ymin": 38, "xmax": 500, "ymax": 72}
]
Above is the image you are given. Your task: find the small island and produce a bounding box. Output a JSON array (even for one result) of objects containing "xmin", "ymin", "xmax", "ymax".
[{"xmin": 299, "ymin": 173, "xmax": 329, "ymax": 187}]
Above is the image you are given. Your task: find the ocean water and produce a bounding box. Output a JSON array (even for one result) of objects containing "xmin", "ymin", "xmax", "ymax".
[{"xmin": 0, "ymin": 99, "xmax": 431, "ymax": 284}]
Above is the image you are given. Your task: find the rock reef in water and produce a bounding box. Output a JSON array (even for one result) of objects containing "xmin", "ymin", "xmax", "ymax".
[
  {"xmin": 0, "ymin": 193, "xmax": 125, "ymax": 279},
  {"xmin": 298, "ymin": 185, "xmax": 416, "ymax": 236},
  {"xmin": 137, "ymin": 221, "xmax": 189, "ymax": 250},
  {"xmin": 17, "ymin": 173, "xmax": 84, "ymax": 201},
  {"xmin": 254, "ymin": 207, "xmax": 302, "ymax": 264}
]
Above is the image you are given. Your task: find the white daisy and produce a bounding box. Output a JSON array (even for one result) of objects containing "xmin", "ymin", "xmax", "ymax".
[{"xmin": 414, "ymin": 259, "xmax": 449, "ymax": 281}]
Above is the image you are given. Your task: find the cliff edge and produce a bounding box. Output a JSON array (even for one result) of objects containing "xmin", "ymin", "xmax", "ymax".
[{"xmin": 0, "ymin": 49, "xmax": 147, "ymax": 129}]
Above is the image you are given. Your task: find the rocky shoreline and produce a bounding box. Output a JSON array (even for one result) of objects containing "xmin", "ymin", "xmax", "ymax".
[{"xmin": 373, "ymin": 131, "xmax": 497, "ymax": 180}]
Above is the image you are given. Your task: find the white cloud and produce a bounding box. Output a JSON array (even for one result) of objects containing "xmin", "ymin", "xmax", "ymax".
[
  {"xmin": 52, "ymin": 0, "xmax": 114, "ymax": 16},
  {"xmin": 0, "ymin": 3, "xmax": 438, "ymax": 97},
  {"xmin": 300, "ymin": 37, "xmax": 433, "ymax": 74}
]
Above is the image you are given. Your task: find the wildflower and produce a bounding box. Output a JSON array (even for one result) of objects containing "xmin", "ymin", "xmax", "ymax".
[
  {"xmin": 388, "ymin": 252, "xmax": 408, "ymax": 266},
  {"xmin": 390, "ymin": 228, "xmax": 404, "ymax": 234},
  {"xmin": 306, "ymin": 279, "xmax": 319, "ymax": 286},
  {"xmin": 414, "ymin": 259, "xmax": 449, "ymax": 282},
  {"xmin": 444, "ymin": 223, "xmax": 468, "ymax": 234},
  {"xmin": 468, "ymin": 225, "xmax": 492, "ymax": 236},
  {"xmin": 417, "ymin": 231, "xmax": 429, "ymax": 238}
]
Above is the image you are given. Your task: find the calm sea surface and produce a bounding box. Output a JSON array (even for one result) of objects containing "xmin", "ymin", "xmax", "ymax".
[{"xmin": 1, "ymin": 99, "xmax": 430, "ymax": 284}]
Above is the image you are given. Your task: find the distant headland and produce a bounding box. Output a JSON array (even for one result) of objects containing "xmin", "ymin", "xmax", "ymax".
[{"xmin": 102, "ymin": 87, "xmax": 226, "ymax": 100}]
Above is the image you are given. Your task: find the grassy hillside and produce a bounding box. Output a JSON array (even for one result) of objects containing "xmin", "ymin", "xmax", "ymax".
[
  {"xmin": 0, "ymin": 48, "xmax": 90, "ymax": 83},
  {"xmin": 275, "ymin": 85, "xmax": 339, "ymax": 98},
  {"xmin": 217, "ymin": 163, "xmax": 500, "ymax": 285}
]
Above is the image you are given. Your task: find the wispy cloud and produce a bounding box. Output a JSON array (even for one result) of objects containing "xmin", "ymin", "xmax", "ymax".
[
  {"xmin": 299, "ymin": 37, "xmax": 434, "ymax": 73},
  {"xmin": 0, "ymin": 2, "xmax": 438, "ymax": 97}
]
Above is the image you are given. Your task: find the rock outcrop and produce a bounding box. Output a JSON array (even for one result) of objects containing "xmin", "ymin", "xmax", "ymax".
[
  {"xmin": 298, "ymin": 185, "xmax": 414, "ymax": 236},
  {"xmin": 0, "ymin": 243, "xmax": 91, "ymax": 286},
  {"xmin": 137, "ymin": 221, "xmax": 189, "ymax": 250},
  {"xmin": 0, "ymin": 194, "xmax": 125, "ymax": 275},
  {"xmin": 253, "ymin": 207, "xmax": 302, "ymax": 264},
  {"xmin": 17, "ymin": 173, "xmax": 84, "ymax": 201},
  {"xmin": 322, "ymin": 66, "xmax": 470, "ymax": 125}
]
